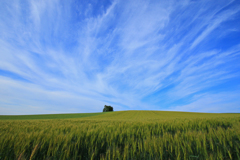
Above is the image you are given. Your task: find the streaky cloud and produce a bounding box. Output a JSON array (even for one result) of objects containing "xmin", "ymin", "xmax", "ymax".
[{"xmin": 0, "ymin": 0, "xmax": 240, "ymax": 114}]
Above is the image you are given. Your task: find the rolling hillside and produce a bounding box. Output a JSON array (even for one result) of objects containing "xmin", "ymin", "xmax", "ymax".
[
  {"xmin": 0, "ymin": 112, "xmax": 106, "ymax": 120},
  {"xmin": 1, "ymin": 111, "xmax": 240, "ymax": 160}
]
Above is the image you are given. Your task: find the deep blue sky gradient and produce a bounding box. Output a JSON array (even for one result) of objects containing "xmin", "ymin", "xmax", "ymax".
[{"xmin": 0, "ymin": 0, "xmax": 240, "ymax": 114}]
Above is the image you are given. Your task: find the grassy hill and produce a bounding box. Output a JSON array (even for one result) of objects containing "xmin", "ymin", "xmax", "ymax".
[
  {"xmin": 82, "ymin": 110, "xmax": 240, "ymax": 121},
  {"xmin": 1, "ymin": 110, "xmax": 238, "ymax": 120},
  {"xmin": 1, "ymin": 111, "xmax": 240, "ymax": 159},
  {"xmin": 0, "ymin": 112, "xmax": 107, "ymax": 120}
]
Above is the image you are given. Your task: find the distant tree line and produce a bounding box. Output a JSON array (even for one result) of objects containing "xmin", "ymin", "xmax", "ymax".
[{"xmin": 103, "ymin": 105, "xmax": 113, "ymax": 112}]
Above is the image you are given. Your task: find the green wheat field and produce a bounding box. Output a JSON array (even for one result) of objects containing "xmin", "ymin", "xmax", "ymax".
[{"xmin": 0, "ymin": 111, "xmax": 240, "ymax": 160}]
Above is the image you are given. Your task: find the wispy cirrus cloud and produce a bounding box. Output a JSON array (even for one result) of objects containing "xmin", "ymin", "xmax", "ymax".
[{"xmin": 0, "ymin": 0, "xmax": 240, "ymax": 114}]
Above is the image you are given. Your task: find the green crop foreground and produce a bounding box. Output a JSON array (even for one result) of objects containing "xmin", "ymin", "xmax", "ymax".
[{"xmin": 0, "ymin": 111, "xmax": 240, "ymax": 160}]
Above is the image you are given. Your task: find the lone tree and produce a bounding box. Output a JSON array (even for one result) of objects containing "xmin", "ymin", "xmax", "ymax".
[{"xmin": 103, "ymin": 105, "xmax": 113, "ymax": 112}]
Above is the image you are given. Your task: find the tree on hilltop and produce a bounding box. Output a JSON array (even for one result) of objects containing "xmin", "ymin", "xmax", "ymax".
[{"xmin": 103, "ymin": 105, "xmax": 113, "ymax": 112}]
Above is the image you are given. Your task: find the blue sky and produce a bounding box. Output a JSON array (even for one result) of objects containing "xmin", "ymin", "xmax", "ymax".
[{"xmin": 0, "ymin": 0, "xmax": 240, "ymax": 115}]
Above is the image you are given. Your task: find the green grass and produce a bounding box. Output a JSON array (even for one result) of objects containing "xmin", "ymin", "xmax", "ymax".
[
  {"xmin": 0, "ymin": 112, "xmax": 107, "ymax": 120},
  {"xmin": 0, "ymin": 111, "xmax": 240, "ymax": 160}
]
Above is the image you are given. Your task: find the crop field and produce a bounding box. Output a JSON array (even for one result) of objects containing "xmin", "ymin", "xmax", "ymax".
[
  {"xmin": 0, "ymin": 112, "xmax": 106, "ymax": 120},
  {"xmin": 0, "ymin": 111, "xmax": 240, "ymax": 160}
]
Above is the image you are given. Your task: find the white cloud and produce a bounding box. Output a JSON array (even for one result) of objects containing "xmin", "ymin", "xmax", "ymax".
[
  {"xmin": 0, "ymin": 0, "xmax": 240, "ymax": 114},
  {"xmin": 190, "ymin": 8, "xmax": 240, "ymax": 49},
  {"xmin": 0, "ymin": 76, "xmax": 106, "ymax": 115},
  {"xmin": 170, "ymin": 91, "xmax": 240, "ymax": 113}
]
